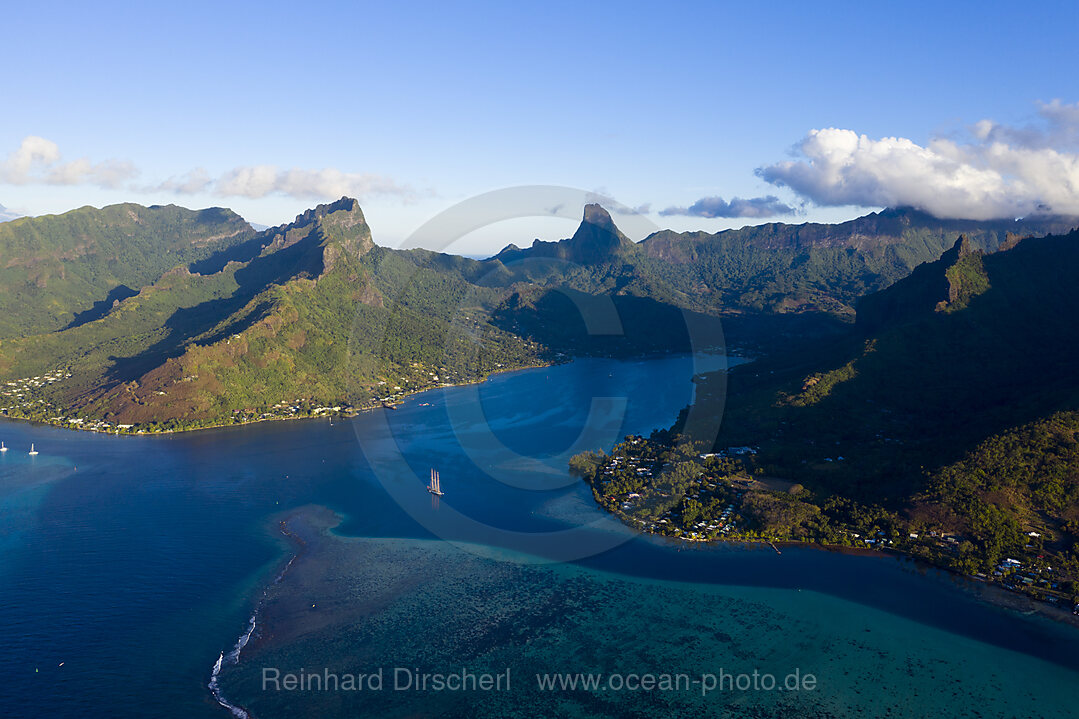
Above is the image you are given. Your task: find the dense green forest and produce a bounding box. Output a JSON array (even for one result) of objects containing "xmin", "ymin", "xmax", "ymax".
[
  {"xmin": 691, "ymin": 230, "xmax": 1079, "ymax": 500},
  {"xmin": 0, "ymin": 203, "xmax": 255, "ymax": 339}
]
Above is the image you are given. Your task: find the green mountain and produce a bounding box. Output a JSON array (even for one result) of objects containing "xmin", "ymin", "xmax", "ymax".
[
  {"xmin": 702, "ymin": 230, "xmax": 1079, "ymax": 492},
  {"xmin": 483, "ymin": 204, "xmax": 1077, "ymax": 363},
  {"xmin": 493, "ymin": 205, "xmax": 1076, "ymax": 318},
  {"xmin": 1, "ymin": 198, "xmax": 1075, "ymax": 436},
  {"xmin": 0, "ymin": 203, "xmax": 255, "ymax": 340},
  {"xmin": 7, "ymin": 195, "xmax": 1079, "ymax": 596},
  {"xmin": 672, "ymin": 227, "xmax": 1079, "ymax": 580},
  {"xmin": 0, "ymin": 198, "xmax": 550, "ymax": 430},
  {"xmin": 493, "ymin": 203, "xmax": 636, "ymax": 265},
  {"xmin": 637, "ymin": 207, "xmax": 1077, "ymax": 314}
]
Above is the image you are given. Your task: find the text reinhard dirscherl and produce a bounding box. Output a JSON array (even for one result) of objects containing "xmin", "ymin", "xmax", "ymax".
[{"xmin": 261, "ymin": 667, "xmax": 818, "ymax": 696}]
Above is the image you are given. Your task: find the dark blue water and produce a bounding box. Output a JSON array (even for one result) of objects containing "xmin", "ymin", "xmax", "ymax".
[{"xmin": 1, "ymin": 354, "xmax": 1076, "ymax": 718}]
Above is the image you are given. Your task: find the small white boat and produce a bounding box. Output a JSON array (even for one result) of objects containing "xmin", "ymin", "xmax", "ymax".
[
  {"xmin": 0, "ymin": 441, "xmax": 7, "ymax": 452},
  {"xmin": 28, "ymin": 443, "xmax": 38, "ymax": 456}
]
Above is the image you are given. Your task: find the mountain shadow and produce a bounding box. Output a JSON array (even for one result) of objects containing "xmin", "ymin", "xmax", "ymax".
[
  {"xmin": 694, "ymin": 228, "xmax": 1079, "ymax": 504},
  {"xmin": 64, "ymin": 284, "xmax": 140, "ymax": 330},
  {"xmin": 102, "ymin": 212, "xmax": 331, "ymax": 386},
  {"xmin": 490, "ymin": 286, "xmax": 726, "ymax": 357}
]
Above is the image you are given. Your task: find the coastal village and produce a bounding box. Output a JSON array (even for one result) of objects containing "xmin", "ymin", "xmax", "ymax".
[
  {"xmin": 0, "ymin": 367, "xmax": 357, "ymax": 433},
  {"xmin": 577, "ymin": 435, "xmax": 1079, "ymax": 617},
  {"xmin": 0, "ymin": 357, "xmax": 540, "ymax": 434},
  {"xmin": 0, "ymin": 366, "xmax": 366, "ymax": 433}
]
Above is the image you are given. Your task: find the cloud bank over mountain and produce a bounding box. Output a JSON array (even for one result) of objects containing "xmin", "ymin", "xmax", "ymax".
[
  {"xmin": 659, "ymin": 195, "xmax": 796, "ymax": 219},
  {"xmin": 757, "ymin": 100, "xmax": 1079, "ymax": 220},
  {"xmin": 155, "ymin": 165, "xmax": 413, "ymax": 201}
]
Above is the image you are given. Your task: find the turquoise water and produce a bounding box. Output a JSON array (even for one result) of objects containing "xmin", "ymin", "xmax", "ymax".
[
  {"xmin": 219, "ymin": 524, "xmax": 1079, "ymax": 718},
  {"xmin": 1, "ymin": 354, "xmax": 1077, "ymax": 718}
]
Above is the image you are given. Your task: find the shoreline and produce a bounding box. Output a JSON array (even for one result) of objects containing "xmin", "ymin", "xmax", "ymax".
[
  {"xmin": 612, "ymin": 510, "xmax": 1079, "ymax": 629},
  {"xmin": 0, "ymin": 357, "xmax": 558, "ymax": 437},
  {"xmin": 2, "ymin": 347, "xmax": 734, "ymax": 437},
  {"xmin": 1, "ymin": 346, "xmax": 733, "ymax": 437},
  {"xmin": 13, "ymin": 345, "xmax": 1075, "ymax": 633}
]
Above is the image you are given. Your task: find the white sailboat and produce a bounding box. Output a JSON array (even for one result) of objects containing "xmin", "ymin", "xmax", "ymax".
[
  {"xmin": 0, "ymin": 441, "xmax": 7, "ymax": 452},
  {"xmin": 427, "ymin": 468, "xmax": 444, "ymax": 496},
  {"xmin": 28, "ymin": 443, "xmax": 38, "ymax": 456}
]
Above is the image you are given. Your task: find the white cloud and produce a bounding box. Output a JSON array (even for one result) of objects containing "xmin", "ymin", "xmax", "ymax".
[
  {"xmin": 216, "ymin": 165, "xmax": 278, "ymax": 198},
  {"xmin": 213, "ymin": 165, "xmax": 412, "ymax": 200},
  {"xmin": 757, "ymin": 100, "xmax": 1079, "ymax": 220},
  {"xmin": 2, "ymin": 136, "xmax": 416, "ymax": 203},
  {"xmin": 0, "ymin": 136, "xmax": 138, "ymax": 188},
  {"xmin": 1, "ymin": 136, "xmax": 61, "ymax": 182},
  {"xmin": 971, "ymin": 99, "xmax": 1079, "ymax": 151},
  {"xmin": 151, "ymin": 168, "xmax": 214, "ymax": 195},
  {"xmin": 659, "ymin": 195, "xmax": 796, "ymax": 218},
  {"xmin": 47, "ymin": 157, "xmax": 138, "ymax": 188}
]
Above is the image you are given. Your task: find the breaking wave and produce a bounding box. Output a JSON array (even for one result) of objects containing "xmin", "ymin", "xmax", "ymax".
[{"xmin": 208, "ymin": 551, "xmax": 298, "ymax": 717}]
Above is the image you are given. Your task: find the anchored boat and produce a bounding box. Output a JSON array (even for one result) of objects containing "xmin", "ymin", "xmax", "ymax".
[{"xmin": 427, "ymin": 468, "xmax": 444, "ymax": 496}]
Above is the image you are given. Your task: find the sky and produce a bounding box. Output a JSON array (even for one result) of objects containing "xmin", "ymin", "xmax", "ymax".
[{"xmin": 2, "ymin": 0, "xmax": 1078, "ymax": 255}]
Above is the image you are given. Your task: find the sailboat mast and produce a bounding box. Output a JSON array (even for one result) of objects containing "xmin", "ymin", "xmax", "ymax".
[{"xmin": 428, "ymin": 467, "xmax": 444, "ymax": 495}]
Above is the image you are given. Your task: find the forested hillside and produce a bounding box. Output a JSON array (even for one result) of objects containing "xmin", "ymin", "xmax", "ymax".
[
  {"xmin": 0, "ymin": 203, "xmax": 255, "ymax": 339},
  {"xmin": 496, "ymin": 205, "xmax": 1077, "ymax": 317},
  {"xmin": 0, "ymin": 199, "xmax": 545, "ymax": 430}
]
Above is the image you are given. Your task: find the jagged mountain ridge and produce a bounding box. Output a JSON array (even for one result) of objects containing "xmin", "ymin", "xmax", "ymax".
[
  {"xmin": 0, "ymin": 203, "xmax": 256, "ymax": 340},
  {"xmin": 854, "ymin": 235, "xmax": 985, "ymax": 331},
  {"xmin": 493, "ymin": 203, "xmax": 636, "ymax": 265},
  {"xmin": 690, "ymin": 226, "xmax": 1079, "ymax": 503},
  {"xmin": 488, "ymin": 205, "xmax": 1078, "ymax": 317},
  {"xmin": 2, "ymin": 197, "xmax": 1076, "ymax": 430},
  {"xmin": 0, "ymin": 198, "xmax": 547, "ymax": 427},
  {"xmin": 638, "ymin": 206, "xmax": 1071, "ymax": 256}
]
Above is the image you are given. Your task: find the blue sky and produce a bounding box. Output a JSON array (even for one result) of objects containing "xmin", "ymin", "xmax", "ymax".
[{"xmin": 2, "ymin": 0, "xmax": 1077, "ymax": 254}]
